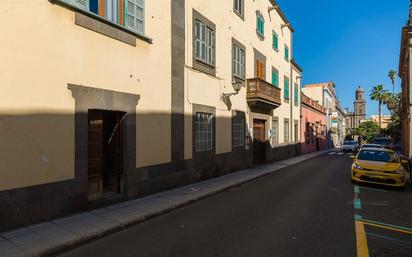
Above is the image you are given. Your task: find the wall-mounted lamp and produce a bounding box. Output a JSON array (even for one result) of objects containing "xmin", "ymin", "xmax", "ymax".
[{"xmin": 221, "ymin": 80, "xmax": 242, "ymax": 100}]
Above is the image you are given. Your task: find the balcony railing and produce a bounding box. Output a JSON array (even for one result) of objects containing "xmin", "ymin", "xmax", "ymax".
[
  {"xmin": 246, "ymin": 78, "xmax": 281, "ymax": 109},
  {"xmin": 301, "ymin": 93, "xmax": 326, "ymax": 113}
]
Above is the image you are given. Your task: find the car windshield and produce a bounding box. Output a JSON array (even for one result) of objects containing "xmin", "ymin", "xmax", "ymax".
[
  {"xmin": 362, "ymin": 144, "xmax": 380, "ymax": 148},
  {"xmin": 357, "ymin": 150, "xmax": 399, "ymax": 163},
  {"xmin": 344, "ymin": 141, "xmax": 355, "ymax": 145},
  {"xmin": 373, "ymin": 138, "xmax": 391, "ymax": 145}
]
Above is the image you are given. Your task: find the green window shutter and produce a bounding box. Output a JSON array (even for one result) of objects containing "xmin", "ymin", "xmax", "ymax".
[
  {"xmin": 294, "ymin": 83, "xmax": 299, "ymax": 104},
  {"xmin": 272, "ymin": 32, "xmax": 278, "ymax": 50},
  {"xmin": 284, "ymin": 77, "xmax": 289, "ymax": 99},
  {"xmin": 272, "ymin": 70, "xmax": 279, "ymax": 87},
  {"xmin": 285, "ymin": 45, "xmax": 289, "ymax": 61}
]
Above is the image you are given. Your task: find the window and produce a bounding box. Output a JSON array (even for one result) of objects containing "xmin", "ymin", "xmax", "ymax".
[
  {"xmin": 284, "ymin": 76, "xmax": 290, "ymax": 99},
  {"xmin": 256, "ymin": 60, "xmax": 265, "ymax": 80},
  {"xmin": 284, "ymin": 45, "xmax": 290, "ymax": 62},
  {"xmin": 294, "ymin": 120, "xmax": 299, "ymax": 143},
  {"xmin": 63, "ymin": 0, "xmax": 144, "ymax": 34},
  {"xmin": 305, "ymin": 121, "xmax": 311, "ymax": 143},
  {"xmin": 272, "ymin": 31, "xmax": 279, "ymax": 51},
  {"xmin": 294, "ymin": 83, "xmax": 299, "ymax": 106},
  {"xmin": 195, "ymin": 20, "xmax": 215, "ymax": 66},
  {"xmin": 233, "ymin": 44, "xmax": 245, "ymax": 79},
  {"xmin": 284, "ymin": 119, "xmax": 289, "ymax": 143},
  {"xmin": 256, "ymin": 14, "xmax": 264, "ymax": 37},
  {"xmin": 271, "ymin": 117, "xmax": 279, "ymax": 145},
  {"xmin": 234, "ymin": 0, "xmax": 243, "ymax": 16},
  {"xmin": 232, "ymin": 115, "xmax": 245, "ymax": 147},
  {"xmin": 194, "ymin": 112, "xmax": 213, "ymax": 152},
  {"xmin": 272, "ymin": 68, "xmax": 279, "ymax": 87}
]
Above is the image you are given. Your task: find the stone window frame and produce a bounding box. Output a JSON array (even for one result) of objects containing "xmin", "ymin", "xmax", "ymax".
[
  {"xmin": 51, "ymin": 0, "xmax": 151, "ymax": 45},
  {"xmin": 256, "ymin": 11, "xmax": 265, "ymax": 40},
  {"xmin": 192, "ymin": 9, "xmax": 216, "ymax": 76},
  {"xmin": 232, "ymin": 38, "xmax": 246, "ymax": 81},
  {"xmin": 192, "ymin": 104, "xmax": 216, "ymax": 155},
  {"xmin": 233, "ymin": 0, "xmax": 244, "ymax": 20}
]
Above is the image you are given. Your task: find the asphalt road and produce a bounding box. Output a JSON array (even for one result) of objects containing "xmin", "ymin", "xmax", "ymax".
[{"xmin": 56, "ymin": 152, "xmax": 412, "ymax": 257}]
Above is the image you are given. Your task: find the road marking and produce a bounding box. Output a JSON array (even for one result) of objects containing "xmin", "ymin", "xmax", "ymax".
[
  {"xmin": 355, "ymin": 217, "xmax": 412, "ymax": 235},
  {"xmin": 354, "ymin": 198, "xmax": 362, "ymax": 210},
  {"xmin": 328, "ymin": 152, "xmax": 336, "ymax": 155},
  {"xmin": 366, "ymin": 232, "xmax": 412, "ymax": 248},
  {"xmin": 337, "ymin": 152, "xmax": 344, "ymax": 155},
  {"xmin": 355, "ymin": 220, "xmax": 370, "ymax": 257},
  {"xmin": 358, "ymin": 186, "xmax": 387, "ymax": 193}
]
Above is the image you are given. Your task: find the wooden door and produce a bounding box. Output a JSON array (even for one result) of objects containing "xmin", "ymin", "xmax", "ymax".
[
  {"xmin": 253, "ymin": 119, "xmax": 266, "ymax": 164},
  {"xmin": 105, "ymin": 113, "xmax": 123, "ymax": 193},
  {"xmin": 88, "ymin": 111, "xmax": 104, "ymax": 201}
]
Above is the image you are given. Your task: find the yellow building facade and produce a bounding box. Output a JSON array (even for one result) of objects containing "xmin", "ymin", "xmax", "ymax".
[{"xmin": 0, "ymin": 0, "xmax": 302, "ymax": 231}]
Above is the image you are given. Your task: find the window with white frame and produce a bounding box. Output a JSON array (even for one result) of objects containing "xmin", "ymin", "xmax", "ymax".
[
  {"xmin": 62, "ymin": 0, "xmax": 144, "ymax": 35},
  {"xmin": 272, "ymin": 117, "xmax": 279, "ymax": 145},
  {"xmin": 233, "ymin": 44, "xmax": 245, "ymax": 79},
  {"xmin": 234, "ymin": 0, "xmax": 243, "ymax": 16},
  {"xmin": 194, "ymin": 112, "xmax": 213, "ymax": 152},
  {"xmin": 195, "ymin": 20, "xmax": 215, "ymax": 66},
  {"xmin": 232, "ymin": 115, "xmax": 245, "ymax": 147}
]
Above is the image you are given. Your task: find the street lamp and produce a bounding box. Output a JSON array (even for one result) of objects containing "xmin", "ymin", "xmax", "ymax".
[{"xmin": 221, "ymin": 80, "xmax": 242, "ymax": 100}]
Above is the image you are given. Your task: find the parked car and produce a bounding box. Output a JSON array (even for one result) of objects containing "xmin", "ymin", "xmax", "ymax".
[
  {"xmin": 351, "ymin": 148, "xmax": 408, "ymax": 188},
  {"xmin": 372, "ymin": 137, "xmax": 393, "ymax": 149},
  {"xmin": 342, "ymin": 140, "xmax": 358, "ymax": 152},
  {"xmin": 359, "ymin": 144, "xmax": 381, "ymax": 150}
]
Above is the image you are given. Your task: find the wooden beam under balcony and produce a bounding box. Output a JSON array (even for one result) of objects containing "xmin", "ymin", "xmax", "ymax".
[{"xmin": 246, "ymin": 78, "xmax": 282, "ymax": 109}]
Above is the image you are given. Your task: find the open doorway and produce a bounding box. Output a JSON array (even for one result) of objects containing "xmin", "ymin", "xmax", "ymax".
[
  {"xmin": 253, "ymin": 119, "xmax": 266, "ymax": 164},
  {"xmin": 87, "ymin": 109, "xmax": 126, "ymax": 201}
]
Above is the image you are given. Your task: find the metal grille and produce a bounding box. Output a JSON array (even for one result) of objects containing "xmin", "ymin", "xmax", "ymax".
[
  {"xmin": 194, "ymin": 113, "xmax": 213, "ymax": 152},
  {"xmin": 271, "ymin": 117, "xmax": 279, "ymax": 145},
  {"xmin": 232, "ymin": 115, "xmax": 245, "ymax": 147}
]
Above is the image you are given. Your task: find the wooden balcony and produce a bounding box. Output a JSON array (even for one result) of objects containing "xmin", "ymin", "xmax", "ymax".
[{"xmin": 247, "ymin": 78, "xmax": 282, "ymax": 109}]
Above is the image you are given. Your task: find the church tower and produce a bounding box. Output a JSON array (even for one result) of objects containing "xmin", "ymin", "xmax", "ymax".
[{"xmin": 354, "ymin": 86, "xmax": 366, "ymax": 127}]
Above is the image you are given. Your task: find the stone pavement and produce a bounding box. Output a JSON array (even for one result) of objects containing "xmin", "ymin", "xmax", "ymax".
[{"xmin": 0, "ymin": 150, "xmax": 329, "ymax": 257}]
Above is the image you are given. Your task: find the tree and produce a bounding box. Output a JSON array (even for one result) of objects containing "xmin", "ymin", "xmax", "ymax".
[
  {"xmin": 370, "ymin": 84, "xmax": 388, "ymax": 131},
  {"xmin": 388, "ymin": 70, "xmax": 397, "ymax": 94},
  {"xmin": 356, "ymin": 121, "xmax": 380, "ymax": 143}
]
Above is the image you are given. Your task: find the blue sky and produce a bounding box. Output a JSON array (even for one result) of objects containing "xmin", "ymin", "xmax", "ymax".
[{"xmin": 277, "ymin": 0, "xmax": 409, "ymax": 116}]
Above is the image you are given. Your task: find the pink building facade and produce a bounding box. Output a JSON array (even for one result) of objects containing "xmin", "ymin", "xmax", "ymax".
[{"xmin": 301, "ymin": 93, "xmax": 327, "ymax": 154}]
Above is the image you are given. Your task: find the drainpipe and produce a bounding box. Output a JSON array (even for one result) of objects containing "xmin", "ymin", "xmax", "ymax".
[{"xmin": 290, "ymin": 32, "xmax": 293, "ymax": 145}]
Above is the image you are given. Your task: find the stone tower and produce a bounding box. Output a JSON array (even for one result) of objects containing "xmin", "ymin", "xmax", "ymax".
[{"xmin": 354, "ymin": 86, "xmax": 366, "ymax": 127}]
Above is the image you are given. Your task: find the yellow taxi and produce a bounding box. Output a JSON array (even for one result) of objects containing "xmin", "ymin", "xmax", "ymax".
[{"xmin": 351, "ymin": 147, "xmax": 408, "ymax": 188}]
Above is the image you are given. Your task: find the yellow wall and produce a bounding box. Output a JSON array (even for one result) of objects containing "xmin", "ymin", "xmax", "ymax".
[{"xmin": 0, "ymin": 0, "xmax": 172, "ymax": 190}]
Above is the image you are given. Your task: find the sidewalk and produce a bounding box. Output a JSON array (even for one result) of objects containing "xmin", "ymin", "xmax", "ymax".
[{"xmin": 0, "ymin": 150, "xmax": 329, "ymax": 257}]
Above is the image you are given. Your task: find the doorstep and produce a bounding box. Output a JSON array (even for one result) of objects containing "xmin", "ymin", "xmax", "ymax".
[{"xmin": 0, "ymin": 150, "xmax": 329, "ymax": 257}]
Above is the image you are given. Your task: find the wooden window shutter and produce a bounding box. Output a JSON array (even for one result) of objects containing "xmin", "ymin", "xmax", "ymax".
[{"xmin": 63, "ymin": 0, "xmax": 87, "ymax": 9}]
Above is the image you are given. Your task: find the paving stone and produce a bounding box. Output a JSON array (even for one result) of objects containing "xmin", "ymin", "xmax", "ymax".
[
  {"xmin": 1, "ymin": 228, "xmax": 33, "ymax": 239},
  {"xmin": 70, "ymin": 212, "xmax": 105, "ymax": 225},
  {"xmin": 57, "ymin": 221, "xmax": 101, "ymax": 237},
  {"xmin": 8, "ymin": 231, "xmax": 43, "ymax": 246},
  {"xmin": 52, "ymin": 216, "xmax": 77, "ymax": 225}
]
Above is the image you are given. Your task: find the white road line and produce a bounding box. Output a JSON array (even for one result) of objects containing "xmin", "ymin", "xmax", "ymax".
[
  {"xmin": 337, "ymin": 152, "xmax": 344, "ymax": 155},
  {"xmin": 328, "ymin": 152, "xmax": 336, "ymax": 155}
]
